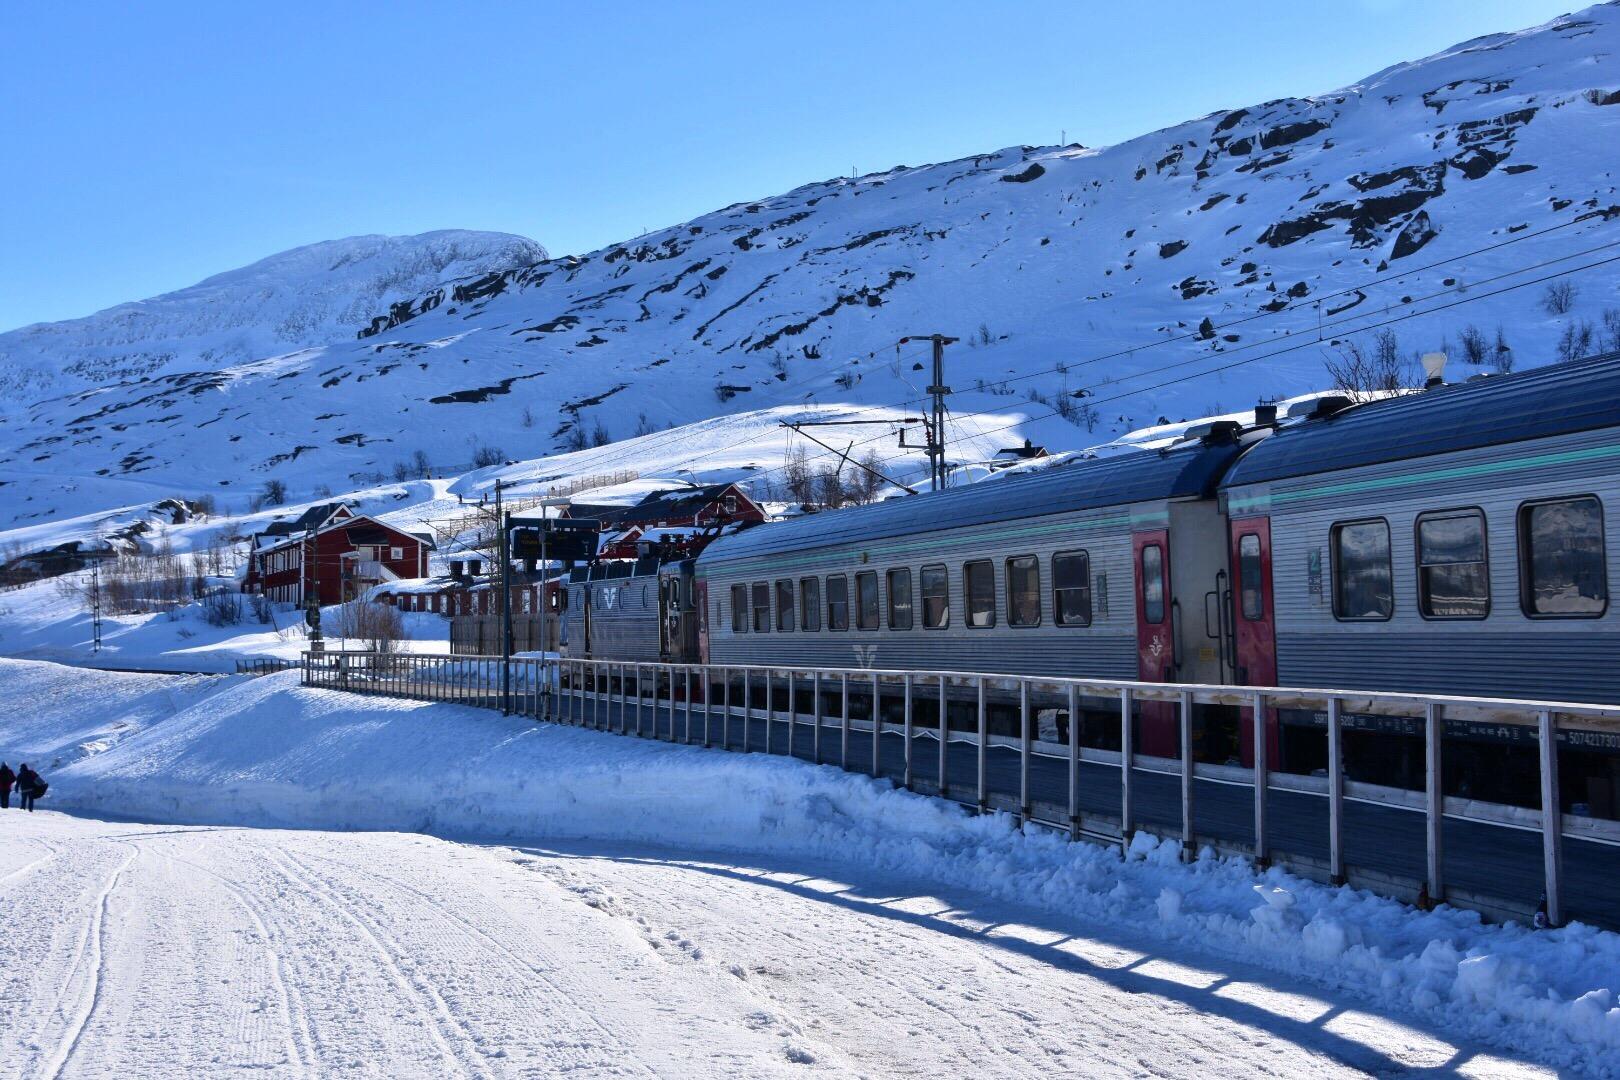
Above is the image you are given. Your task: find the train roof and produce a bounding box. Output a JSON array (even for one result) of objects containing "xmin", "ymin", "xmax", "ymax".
[
  {"xmin": 1224, "ymin": 350, "xmax": 1620, "ymax": 487},
  {"xmin": 701, "ymin": 440, "xmax": 1241, "ymax": 565}
]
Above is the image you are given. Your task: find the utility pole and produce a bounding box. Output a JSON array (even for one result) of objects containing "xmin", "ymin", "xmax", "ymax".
[
  {"xmin": 90, "ymin": 564, "xmax": 102, "ymax": 654},
  {"xmin": 304, "ymin": 524, "xmax": 324, "ymax": 655},
  {"xmin": 899, "ymin": 334, "xmax": 957, "ymax": 491},
  {"xmin": 497, "ymin": 480, "xmax": 514, "ymax": 715}
]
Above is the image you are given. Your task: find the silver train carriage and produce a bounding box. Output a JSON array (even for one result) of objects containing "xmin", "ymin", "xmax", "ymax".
[{"xmin": 692, "ymin": 351, "xmax": 1620, "ymax": 810}]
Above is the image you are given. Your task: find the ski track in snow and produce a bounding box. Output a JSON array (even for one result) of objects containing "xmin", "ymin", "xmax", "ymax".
[{"xmin": 0, "ymin": 813, "xmax": 1555, "ymax": 1079}]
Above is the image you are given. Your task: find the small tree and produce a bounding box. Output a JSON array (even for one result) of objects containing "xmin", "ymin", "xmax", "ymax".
[
  {"xmin": 1603, "ymin": 309, "xmax": 1620, "ymax": 353},
  {"xmin": 412, "ymin": 449, "xmax": 432, "ymax": 478},
  {"xmin": 1324, "ymin": 330, "xmax": 1406, "ymax": 401},
  {"xmin": 1557, "ymin": 320, "xmax": 1596, "ymax": 364},
  {"xmin": 392, "ymin": 460, "xmax": 411, "ymax": 482},
  {"xmin": 472, "ymin": 445, "xmax": 506, "ymax": 468},
  {"xmin": 1458, "ymin": 324, "xmax": 1488, "ymax": 365},
  {"xmin": 335, "ymin": 599, "xmax": 406, "ymax": 653},
  {"xmin": 1543, "ymin": 280, "xmax": 1577, "ymax": 315},
  {"xmin": 846, "ymin": 452, "xmax": 888, "ymax": 505},
  {"xmin": 590, "ymin": 421, "xmax": 611, "ymax": 447},
  {"xmin": 263, "ymin": 478, "xmax": 288, "ymax": 506},
  {"xmin": 783, "ymin": 446, "xmax": 815, "ymax": 504},
  {"xmin": 1492, "ymin": 326, "xmax": 1515, "ymax": 373}
]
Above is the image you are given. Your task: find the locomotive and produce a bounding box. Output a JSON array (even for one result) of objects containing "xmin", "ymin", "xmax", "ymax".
[{"xmin": 564, "ymin": 352, "xmax": 1620, "ymax": 812}]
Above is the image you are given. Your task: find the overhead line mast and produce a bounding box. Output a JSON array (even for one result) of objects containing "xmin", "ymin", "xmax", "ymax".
[{"xmin": 899, "ymin": 334, "xmax": 956, "ymax": 492}]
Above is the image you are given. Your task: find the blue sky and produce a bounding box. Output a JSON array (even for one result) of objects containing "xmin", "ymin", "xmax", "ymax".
[{"xmin": 0, "ymin": 1, "xmax": 1576, "ymax": 331}]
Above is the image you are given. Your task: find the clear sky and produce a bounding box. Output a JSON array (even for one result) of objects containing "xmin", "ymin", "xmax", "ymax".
[{"xmin": 0, "ymin": 0, "xmax": 1577, "ymax": 332}]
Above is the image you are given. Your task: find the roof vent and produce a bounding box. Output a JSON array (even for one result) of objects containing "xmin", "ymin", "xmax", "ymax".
[
  {"xmin": 1253, "ymin": 403, "xmax": 1278, "ymax": 427},
  {"xmin": 1183, "ymin": 419, "xmax": 1243, "ymax": 444},
  {"xmin": 1286, "ymin": 395, "xmax": 1352, "ymax": 420}
]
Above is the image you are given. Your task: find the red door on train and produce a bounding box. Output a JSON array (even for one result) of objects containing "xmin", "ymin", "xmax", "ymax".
[
  {"xmin": 1132, "ymin": 529, "xmax": 1178, "ymax": 756},
  {"xmin": 1229, "ymin": 517, "xmax": 1279, "ymax": 768}
]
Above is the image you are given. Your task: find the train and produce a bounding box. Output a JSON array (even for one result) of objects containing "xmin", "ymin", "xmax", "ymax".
[{"xmin": 562, "ymin": 351, "xmax": 1620, "ymax": 813}]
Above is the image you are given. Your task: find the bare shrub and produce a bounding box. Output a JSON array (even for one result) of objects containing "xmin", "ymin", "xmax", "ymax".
[
  {"xmin": 1603, "ymin": 309, "xmax": 1620, "ymax": 353},
  {"xmin": 334, "ymin": 599, "xmax": 406, "ymax": 653},
  {"xmin": 1324, "ymin": 330, "xmax": 1407, "ymax": 401},
  {"xmin": 1557, "ymin": 320, "xmax": 1596, "ymax": 364},
  {"xmin": 833, "ymin": 371, "xmax": 857, "ymax": 391},
  {"xmin": 202, "ymin": 589, "xmax": 244, "ymax": 627},
  {"xmin": 412, "ymin": 449, "xmax": 432, "ymax": 478},
  {"xmin": 472, "ymin": 445, "xmax": 506, "ymax": 468},
  {"xmin": 1458, "ymin": 324, "xmax": 1488, "ymax": 365},
  {"xmin": 783, "ymin": 446, "xmax": 815, "ymax": 504},
  {"xmin": 392, "ymin": 460, "xmax": 411, "ymax": 482},
  {"xmin": 262, "ymin": 478, "xmax": 288, "ymax": 506},
  {"xmin": 845, "ymin": 452, "xmax": 887, "ymax": 505},
  {"xmin": 1492, "ymin": 326, "xmax": 1515, "ymax": 373},
  {"xmin": 1543, "ymin": 280, "xmax": 1577, "ymax": 316},
  {"xmin": 590, "ymin": 421, "xmax": 612, "ymax": 447}
]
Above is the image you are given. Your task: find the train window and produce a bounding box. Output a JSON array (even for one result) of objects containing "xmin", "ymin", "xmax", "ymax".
[
  {"xmin": 920, "ymin": 564, "xmax": 949, "ymax": 629},
  {"xmin": 1140, "ymin": 545, "xmax": 1166, "ymax": 624},
  {"xmin": 776, "ymin": 579, "xmax": 795, "ymax": 631},
  {"xmin": 752, "ymin": 582, "xmax": 771, "ymax": 633},
  {"xmin": 856, "ymin": 571, "xmax": 880, "ymax": 630},
  {"xmin": 800, "ymin": 577, "xmax": 821, "ymax": 631},
  {"xmin": 887, "ymin": 568, "xmax": 913, "ymax": 630},
  {"xmin": 1331, "ymin": 519, "xmax": 1393, "ymax": 620},
  {"xmin": 964, "ymin": 560, "xmax": 996, "ymax": 628},
  {"xmin": 1238, "ymin": 535, "xmax": 1264, "ymax": 620},
  {"xmin": 1416, "ymin": 509, "xmax": 1489, "ymax": 619},
  {"xmin": 730, "ymin": 585, "xmax": 748, "ymax": 633},
  {"xmin": 1519, "ymin": 496, "xmax": 1607, "ymax": 617},
  {"xmin": 1053, "ymin": 551, "xmax": 1091, "ymax": 626},
  {"xmin": 1007, "ymin": 555, "xmax": 1040, "ymax": 626},
  {"xmin": 826, "ymin": 574, "xmax": 849, "ymax": 631}
]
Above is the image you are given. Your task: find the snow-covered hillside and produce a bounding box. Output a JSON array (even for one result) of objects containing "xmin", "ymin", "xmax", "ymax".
[
  {"xmin": 0, "ymin": 230, "xmax": 547, "ymax": 406},
  {"xmin": 3, "ymin": 5, "xmax": 1619, "ymax": 531}
]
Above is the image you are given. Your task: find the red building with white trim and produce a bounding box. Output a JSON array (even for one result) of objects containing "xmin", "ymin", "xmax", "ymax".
[{"xmin": 246, "ymin": 510, "xmax": 434, "ymax": 607}]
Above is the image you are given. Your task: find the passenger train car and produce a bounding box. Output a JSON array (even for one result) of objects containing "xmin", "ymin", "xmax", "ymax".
[{"xmin": 565, "ymin": 352, "xmax": 1620, "ymax": 808}]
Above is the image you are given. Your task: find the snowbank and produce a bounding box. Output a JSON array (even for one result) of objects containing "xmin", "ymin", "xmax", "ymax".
[{"xmin": 5, "ymin": 657, "xmax": 1619, "ymax": 1074}]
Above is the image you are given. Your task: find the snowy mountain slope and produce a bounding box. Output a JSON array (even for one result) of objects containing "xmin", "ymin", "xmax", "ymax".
[
  {"xmin": 3, "ymin": 5, "xmax": 1620, "ymax": 531},
  {"xmin": 0, "ymin": 230, "xmax": 547, "ymax": 405}
]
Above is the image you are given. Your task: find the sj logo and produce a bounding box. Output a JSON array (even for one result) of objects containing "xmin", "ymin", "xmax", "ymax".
[
  {"xmin": 1148, "ymin": 637, "xmax": 1165, "ymax": 659},
  {"xmin": 853, "ymin": 644, "xmax": 879, "ymax": 669}
]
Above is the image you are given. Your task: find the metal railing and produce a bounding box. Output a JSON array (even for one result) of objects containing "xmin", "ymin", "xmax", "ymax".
[{"xmin": 301, "ymin": 650, "xmax": 1620, "ymax": 931}]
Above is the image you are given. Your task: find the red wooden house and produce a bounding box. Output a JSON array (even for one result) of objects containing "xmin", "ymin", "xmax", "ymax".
[{"xmin": 246, "ymin": 507, "xmax": 434, "ymax": 607}]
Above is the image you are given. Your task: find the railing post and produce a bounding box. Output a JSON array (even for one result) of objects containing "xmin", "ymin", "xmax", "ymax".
[
  {"xmin": 1119, "ymin": 688, "xmax": 1133, "ymax": 852},
  {"xmin": 703, "ymin": 666, "xmax": 713, "ymax": 746},
  {"xmin": 1327, "ymin": 697, "xmax": 1345, "ymax": 886},
  {"xmin": 976, "ymin": 676, "xmax": 988, "ymax": 811},
  {"xmin": 840, "ymin": 672, "xmax": 850, "ymax": 768},
  {"xmin": 1425, "ymin": 701, "xmax": 1443, "ymax": 903},
  {"xmin": 871, "ymin": 673, "xmax": 882, "ymax": 778},
  {"xmin": 787, "ymin": 670, "xmax": 797, "ymax": 758},
  {"xmin": 765, "ymin": 669, "xmax": 775, "ymax": 755},
  {"xmin": 812, "ymin": 671, "xmax": 823, "ymax": 763},
  {"xmin": 1180, "ymin": 689, "xmax": 1195, "ymax": 860},
  {"xmin": 742, "ymin": 670, "xmax": 752, "ymax": 753},
  {"xmin": 722, "ymin": 667, "xmax": 732, "ymax": 749},
  {"xmin": 1253, "ymin": 690, "xmax": 1268, "ymax": 867},
  {"xmin": 635, "ymin": 664, "xmax": 644, "ymax": 737},
  {"xmin": 1067, "ymin": 683, "xmax": 1080, "ymax": 838},
  {"xmin": 1019, "ymin": 679, "xmax": 1031, "ymax": 820},
  {"xmin": 1538, "ymin": 709, "xmax": 1563, "ymax": 927},
  {"xmin": 684, "ymin": 667, "xmax": 693, "ymax": 743},
  {"xmin": 903, "ymin": 674, "xmax": 914, "ymax": 790},
  {"xmin": 938, "ymin": 676, "xmax": 949, "ymax": 800}
]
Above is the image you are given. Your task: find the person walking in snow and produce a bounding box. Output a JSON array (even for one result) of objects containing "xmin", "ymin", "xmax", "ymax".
[
  {"xmin": 0, "ymin": 762, "xmax": 13, "ymax": 810},
  {"xmin": 15, "ymin": 764, "xmax": 42, "ymax": 813}
]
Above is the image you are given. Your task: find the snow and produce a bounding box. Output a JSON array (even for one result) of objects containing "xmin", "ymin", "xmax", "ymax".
[
  {"xmin": 3, "ymin": 6, "xmax": 1618, "ymax": 534},
  {"xmin": 3, "ymin": 657, "xmax": 1617, "ymax": 1075}
]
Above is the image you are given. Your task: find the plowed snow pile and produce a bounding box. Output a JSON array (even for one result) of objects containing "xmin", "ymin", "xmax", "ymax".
[{"xmin": 4, "ymin": 656, "xmax": 1618, "ymax": 1075}]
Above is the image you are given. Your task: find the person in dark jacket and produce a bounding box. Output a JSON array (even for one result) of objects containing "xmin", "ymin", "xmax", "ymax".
[
  {"xmin": 15, "ymin": 764, "xmax": 41, "ymax": 813},
  {"xmin": 0, "ymin": 762, "xmax": 14, "ymax": 809}
]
